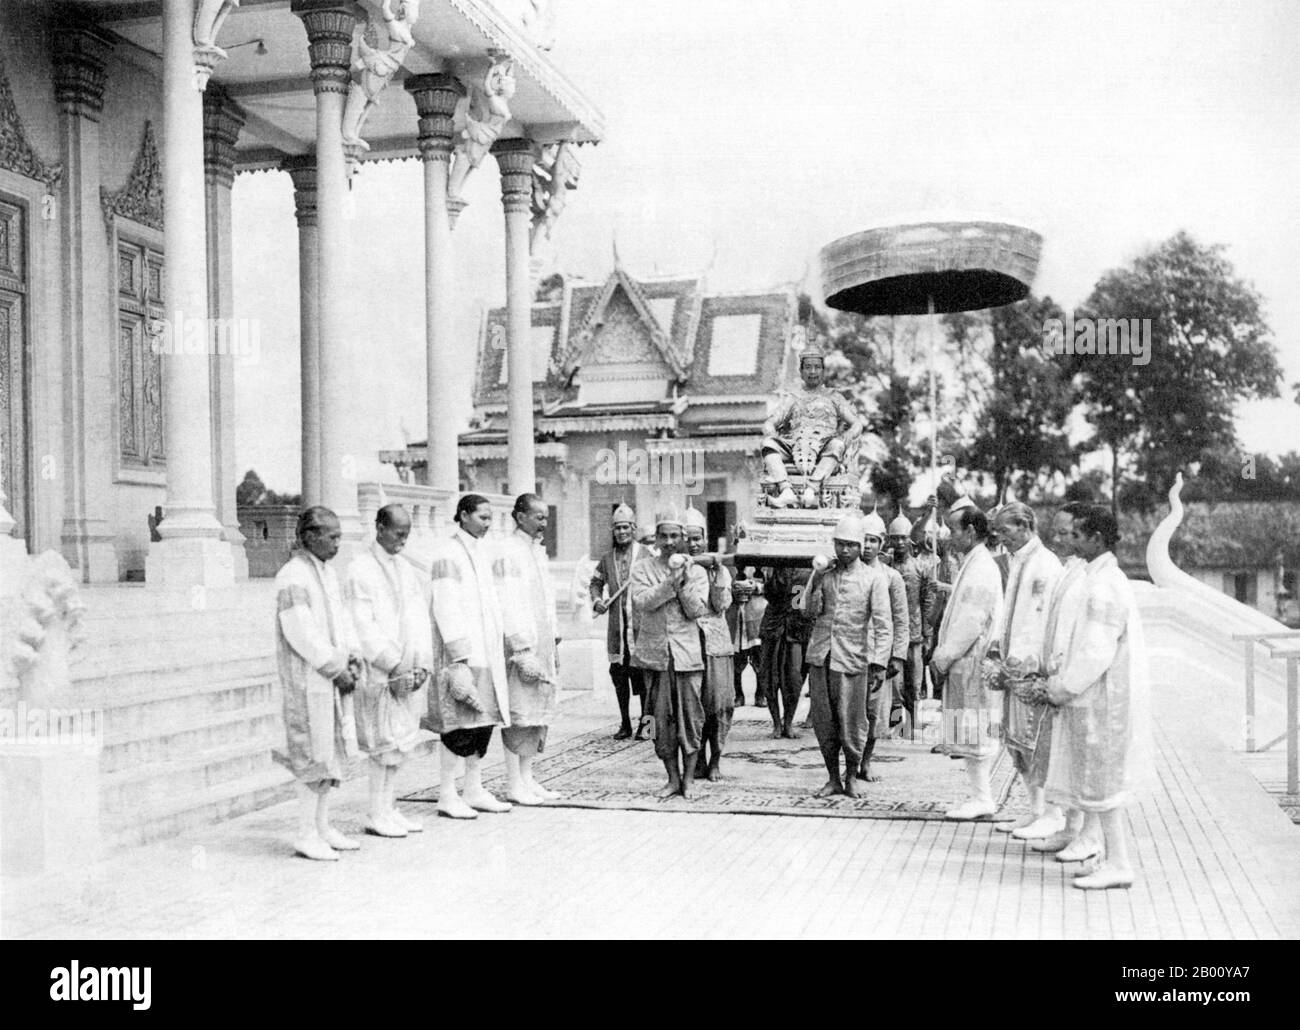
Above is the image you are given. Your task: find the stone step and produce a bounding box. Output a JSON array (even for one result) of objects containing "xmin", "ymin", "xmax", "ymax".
[
  {"xmin": 72, "ymin": 659, "xmax": 276, "ymax": 708},
  {"xmin": 100, "ymin": 701, "xmax": 281, "ymax": 774},
  {"xmin": 101, "ymin": 738, "xmax": 279, "ymax": 816},
  {"xmin": 104, "ymin": 765, "xmax": 297, "ymax": 853},
  {"xmin": 73, "ymin": 636, "xmax": 275, "ymax": 680}
]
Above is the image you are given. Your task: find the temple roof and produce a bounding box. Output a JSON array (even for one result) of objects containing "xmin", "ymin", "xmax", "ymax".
[{"xmin": 472, "ymin": 267, "xmax": 797, "ymax": 412}]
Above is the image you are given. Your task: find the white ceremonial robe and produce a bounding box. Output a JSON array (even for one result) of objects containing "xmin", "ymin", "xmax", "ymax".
[
  {"xmin": 347, "ymin": 543, "xmax": 434, "ymax": 764},
  {"xmin": 1000, "ymin": 536, "xmax": 1062, "ymax": 766},
  {"xmin": 1045, "ymin": 551, "xmax": 1153, "ymax": 811},
  {"xmin": 1041, "ymin": 556, "xmax": 1088, "ymax": 801},
  {"xmin": 274, "ymin": 552, "xmax": 360, "ymax": 784},
  {"xmin": 932, "ymin": 543, "xmax": 1005, "ymax": 758},
  {"xmin": 497, "ymin": 528, "xmax": 559, "ymax": 727},
  {"xmin": 423, "ymin": 529, "xmax": 530, "ymax": 735}
]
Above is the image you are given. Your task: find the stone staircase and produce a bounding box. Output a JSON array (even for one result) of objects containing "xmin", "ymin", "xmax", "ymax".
[{"xmin": 73, "ymin": 582, "xmax": 296, "ymax": 852}]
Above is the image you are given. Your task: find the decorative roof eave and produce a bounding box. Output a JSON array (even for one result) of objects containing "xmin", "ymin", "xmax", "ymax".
[
  {"xmin": 0, "ymin": 50, "xmax": 62, "ymax": 189},
  {"xmin": 379, "ymin": 447, "xmax": 426, "ymax": 465},
  {"xmin": 458, "ymin": 441, "xmax": 570, "ymax": 461},
  {"xmin": 445, "ymin": 0, "xmax": 605, "ymax": 143},
  {"xmin": 683, "ymin": 394, "xmax": 772, "ymax": 406},
  {"xmin": 647, "ymin": 435, "xmax": 762, "ymax": 455},
  {"xmin": 539, "ymin": 414, "xmax": 677, "ymax": 434},
  {"xmin": 101, "ymin": 120, "xmax": 163, "ymax": 231}
]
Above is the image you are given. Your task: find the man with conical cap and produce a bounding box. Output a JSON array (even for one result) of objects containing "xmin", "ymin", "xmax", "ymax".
[
  {"xmin": 858, "ymin": 509, "xmax": 907, "ymax": 780},
  {"xmin": 631, "ymin": 509, "xmax": 711, "ymax": 798},
  {"xmin": 590, "ymin": 503, "xmax": 650, "ymax": 739},
  {"xmin": 802, "ymin": 512, "xmax": 892, "ymax": 797},
  {"xmin": 761, "ymin": 345, "xmax": 864, "ymax": 509},
  {"xmin": 887, "ymin": 511, "xmax": 938, "ymax": 731},
  {"xmin": 683, "ymin": 505, "xmax": 735, "ymax": 780}
]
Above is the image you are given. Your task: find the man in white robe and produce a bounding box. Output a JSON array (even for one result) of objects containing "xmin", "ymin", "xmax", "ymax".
[
  {"xmin": 1046, "ymin": 505, "xmax": 1152, "ymax": 890},
  {"xmin": 1030, "ymin": 502, "xmax": 1094, "ymax": 858},
  {"xmin": 991, "ymin": 502, "xmax": 1063, "ymax": 839},
  {"xmin": 346, "ymin": 504, "xmax": 432, "ymax": 838},
  {"xmin": 423, "ymin": 494, "xmax": 539, "ymax": 819},
  {"xmin": 274, "ymin": 507, "xmax": 363, "ymax": 861},
  {"xmin": 497, "ymin": 493, "xmax": 561, "ymax": 805},
  {"xmin": 931, "ymin": 505, "xmax": 1005, "ymax": 819}
]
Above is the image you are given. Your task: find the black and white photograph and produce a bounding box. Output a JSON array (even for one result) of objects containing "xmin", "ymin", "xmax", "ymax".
[{"xmin": 0, "ymin": 0, "xmax": 1296, "ymax": 970}]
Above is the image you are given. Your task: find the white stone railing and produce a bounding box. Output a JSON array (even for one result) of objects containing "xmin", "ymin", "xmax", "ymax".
[{"xmin": 356, "ymin": 482, "xmax": 514, "ymax": 573}]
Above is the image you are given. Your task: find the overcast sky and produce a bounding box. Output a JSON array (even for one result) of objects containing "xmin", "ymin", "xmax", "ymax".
[{"xmin": 232, "ymin": 0, "xmax": 1300, "ymax": 494}]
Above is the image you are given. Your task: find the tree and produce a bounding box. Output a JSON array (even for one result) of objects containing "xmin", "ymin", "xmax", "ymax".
[
  {"xmin": 236, "ymin": 469, "xmax": 267, "ymax": 507},
  {"xmin": 947, "ymin": 294, "xmax": 1078, "ymax": 503},
  {"xmin": 236, "ymin": 469, "xmax": 301, "ymax": 507},
  {"xmin": 1071, "ymin": 231, "xmax": 1281, "ymax": 516}
]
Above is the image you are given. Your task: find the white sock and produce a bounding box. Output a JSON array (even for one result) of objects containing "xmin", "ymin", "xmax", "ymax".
[
  {"xmin": 367, "ymin": 760, "xmax": 385, "ymax": 822},
  {"xmin": 296, "ymin": 783, "xmax": 318, "ymax": 841}
]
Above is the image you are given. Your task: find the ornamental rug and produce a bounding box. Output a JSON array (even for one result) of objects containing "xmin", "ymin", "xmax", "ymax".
[{"xmin": 402, "ymin": 716, "xmax": 1019, "ymax": 821}]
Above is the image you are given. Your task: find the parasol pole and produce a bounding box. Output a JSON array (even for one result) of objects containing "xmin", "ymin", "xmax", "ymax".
[{"xmin": 928, "ymin": 293, "xmax": 938, "ymax": 491}]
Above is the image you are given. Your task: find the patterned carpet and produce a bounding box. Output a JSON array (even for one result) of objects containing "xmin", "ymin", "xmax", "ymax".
[{"xmin": 402, "ymin": 716, "xmax": 1018, "ymax": 821}]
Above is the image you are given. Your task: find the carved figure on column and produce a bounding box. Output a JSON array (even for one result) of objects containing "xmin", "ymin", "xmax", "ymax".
[
  {"xmin": 529, "ymin": 141, "xmax": 579, "ymax": 250},
  {"xmin": 447, "ymin": 55, "xmax": 516, "ymax": 204},
  {"xmin": 193, "ymin": 0, "xmax": 241, "ymax": 90},
  {"xmin": 341, "ymin": 0, "xmax": 419, "ymax": 175}
]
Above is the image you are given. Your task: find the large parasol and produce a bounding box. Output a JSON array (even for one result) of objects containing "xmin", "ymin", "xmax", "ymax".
[{"xmin": 819, "ymin": 219, "xmax": 1042, "ymax": 492}]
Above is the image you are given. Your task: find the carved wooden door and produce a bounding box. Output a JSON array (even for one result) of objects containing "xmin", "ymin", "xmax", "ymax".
[{"xmin": 0, "ymin": 194, "xmax": 28, "ymax": 544}]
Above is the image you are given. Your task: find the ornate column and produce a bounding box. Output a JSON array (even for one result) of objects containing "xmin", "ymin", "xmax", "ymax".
[
  {"xmin": 292, "ymin": 0, "xmax": 363, "ymax": 538},
  {"xmin": 146, "ymin": 0, "xmax": 233, "ymax": 590},
  {"xmin": 203, "ymin": 84, "xmax": 248, "ymax": 579},
  {"xmin": 52, "ymin": 25, "xmax": 118, "ymax": 582},
  {"xmin": 405, "ymin": 73, "xmax": 465, "ymax": 493},
  {"xmin": 282, "ymin": 154, "xmax": 321, "ymax": 505},
  {"xmin": 492, "ymin": 137, "xmax": 537, "ymax": 496}
]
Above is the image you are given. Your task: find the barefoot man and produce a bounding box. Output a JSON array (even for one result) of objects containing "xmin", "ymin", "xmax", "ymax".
[
  {"xmin": 683, "ymin": 506, "xmax": 735, "ymax": 781},
  {"xmin": 1045, "ymin": 505, "xmax": 1152, "ymax": 890},
  {"xmin": 589, "ymin": 504, "xmax": 649, "ymax": 739},
  {"xmin": 274, "ymin": 507, "xmax": 363, "ymax": 860},
  {"xmin": 803, "ymin": 513, "xmax": 892, "ymax": 798},
  {"xmin": 347, "ymin": 503, "xmax": 432, "ymax": 838},
  {"xmin": 631, "ymin": 509, "xmax": 711, "ymax": 799}
]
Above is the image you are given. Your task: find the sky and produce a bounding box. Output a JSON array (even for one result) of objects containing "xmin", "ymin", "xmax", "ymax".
[{"xmin": 232, "ymin": 0, "xmax": 1300, "ymax": 494}]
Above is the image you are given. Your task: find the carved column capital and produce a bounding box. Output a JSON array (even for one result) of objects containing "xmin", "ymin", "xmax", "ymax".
[
  {"xmin": 492, "ymin": 137, "xmax": 535, "ymax": 214},
  {"xmin": 52, "ymin": 25, "xmax": 113, "ymax": 121},
  {"xmin": 193, "ymin": 0, "xmax": 241, "ymax": 90},
  {"xmin": 282, "ymin": 153, "xmax": 318, "ymax": 227},
  {"xmin": 405, "ymin": 73, "xmax": 465, "ymax": 163},
  {"xmin": 203, "ymin": 84, "xmax": 245, "ymax": 188},
  {"xmin": 291, "ymin": 0, "xmax": 364, "ymax": 95}
]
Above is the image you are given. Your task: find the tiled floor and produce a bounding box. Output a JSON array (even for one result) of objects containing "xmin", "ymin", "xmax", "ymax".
[{"xmin": 3, "ymin": 675, "xmax": 1297, "ymax": 939}]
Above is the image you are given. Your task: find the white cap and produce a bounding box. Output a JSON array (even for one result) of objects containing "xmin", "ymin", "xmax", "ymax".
[
  {"xmin": 862, "ymin": 510, "xmax": 887, "ymax": 541},
  {"xmin": 832, "ymin": 513, "xmax": 866, "ymax": 543},
  {"xmin": 682, "ymin": 506, "xmax": 707, "ymax": 532},
  {"xmin": 888, "ymin": 514, "xmax": 913, "ymax": 536}
]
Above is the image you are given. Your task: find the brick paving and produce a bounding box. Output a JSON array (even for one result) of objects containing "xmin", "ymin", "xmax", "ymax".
[{"xmin": 3, "ymin": 673, "xmax": 1298, "ymax": 939}]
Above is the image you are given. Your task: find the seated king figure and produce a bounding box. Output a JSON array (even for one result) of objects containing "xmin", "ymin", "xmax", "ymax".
[{"xmin": 761, "ymin": 345, "xmax": 864, "ymax": 508}]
